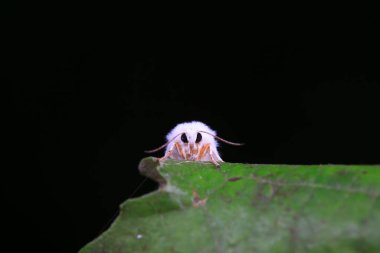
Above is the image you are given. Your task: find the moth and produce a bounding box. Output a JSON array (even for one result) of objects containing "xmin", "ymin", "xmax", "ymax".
[{"xmin": 145, "ymin": 121, "xmax": 243, "ymax": 167}]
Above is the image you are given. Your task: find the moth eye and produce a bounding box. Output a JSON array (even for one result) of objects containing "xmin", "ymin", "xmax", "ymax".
[
  {"xmin": 196, "ymin": 132, "xmax": 202, "ymax": 143},
  {"xmin": 181, "ymin": 133, "xmax": 188, "ymax": 143}
]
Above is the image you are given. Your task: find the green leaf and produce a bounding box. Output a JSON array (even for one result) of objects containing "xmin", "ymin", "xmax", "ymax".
[{"xmin": 80, "ymin": 157, "xmax": 380, "ymax": 253}]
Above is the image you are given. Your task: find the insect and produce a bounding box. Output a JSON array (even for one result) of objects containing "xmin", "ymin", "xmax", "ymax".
[{"xmin": 145, "ymin": 121, "xmax": 243, "ymax": 167}]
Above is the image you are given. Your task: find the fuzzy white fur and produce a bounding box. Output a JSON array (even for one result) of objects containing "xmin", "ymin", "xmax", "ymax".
[{"xmin": 165, "ymin": 121, "xmax": 223, "ymax": 162}]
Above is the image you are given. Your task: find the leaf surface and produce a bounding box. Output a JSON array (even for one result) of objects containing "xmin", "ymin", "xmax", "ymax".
[{"xmin": 80, "ymin": 158, "xmax": 380, "ymax": 253}]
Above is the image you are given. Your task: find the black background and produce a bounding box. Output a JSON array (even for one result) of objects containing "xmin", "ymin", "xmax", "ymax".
[{"xmin": 6, "ymin": 11, "xmax": 380, "ymax": 252}]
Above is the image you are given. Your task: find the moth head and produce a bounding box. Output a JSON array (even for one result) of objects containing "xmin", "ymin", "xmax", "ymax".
[
  {"xmin": 179, "ymin": 132, "xmax": 203, "ymax": 145},
  {"xmin": 145, "ymin": 131, "xmax": 243, "ymax": 154}
]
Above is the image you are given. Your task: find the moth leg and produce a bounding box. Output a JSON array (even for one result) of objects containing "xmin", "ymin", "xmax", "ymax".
[
  {"xmin": 197, "ymin": 144, "xmax": 220, "ymax": 168},
  {"xmin": 208, "ymin": 148, "xmax": 221, "ymax": 168},
  {"xmin": 159, "ymin": 145, "xmax": 175, "ymax": 162},
  {"xmin": 175, "ymin": 142, "xmax": 187, "ymax": 160},
  {"xmin": 196, "ymin": 143, "xmax": 210, "ymax": 161},
  {"xmin": 189, "ymin": 143, "xmax": 198, "ymax": 160}
]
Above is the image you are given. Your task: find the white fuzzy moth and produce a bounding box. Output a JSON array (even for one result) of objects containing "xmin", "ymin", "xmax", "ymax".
[{"xmin": 145, "ymin": 121, "xmax": 243, "ymax": 167}]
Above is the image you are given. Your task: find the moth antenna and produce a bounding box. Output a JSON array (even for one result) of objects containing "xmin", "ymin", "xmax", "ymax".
[
  {"xmin": 145, "ymin": 132, "xmax": 183, "ymax": 153},
  {"xmin": 199, "ymin": 131, "xmax": 244, "ymax": 146}
]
